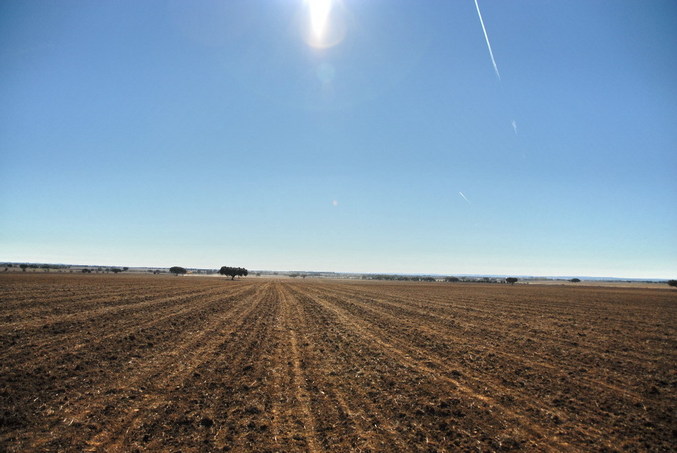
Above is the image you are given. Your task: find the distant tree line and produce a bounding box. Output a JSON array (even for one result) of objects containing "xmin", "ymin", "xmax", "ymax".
[
  {"xmin": 19, "ymin": 263, "xmax": 71, "ymax": 272},
  {"xmin": 79, "ymin": 267, "xmax": 128, "ymax": 274},
  {"xmin": 443, "ymin": 276, "xmax": 505, "ymax": 283},
  {"xmin": 362, "ymin": 275, "xmax": 438, "ymax": 282},
  {"xmin": 360, "ymin": 275, "xmax": 524, "ymax": 284},
  {"xmin": 8, "ymin": 263, "xmax": 132, "ymax": 274},
  {"xmin": 167, "ymin": 265, "xmax": 248, "ymax": 279}
]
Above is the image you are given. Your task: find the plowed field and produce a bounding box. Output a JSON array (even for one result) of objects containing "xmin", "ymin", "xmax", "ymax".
[{"xmin": 1, "ymin": 274, "xmax": 675, "ymax": 452}]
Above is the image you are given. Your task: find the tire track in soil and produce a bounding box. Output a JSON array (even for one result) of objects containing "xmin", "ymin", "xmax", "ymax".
[
  {"xmin": 344, "ymin": 283, "xmax": 677, "ymax": 398},
  {"xmin": 4, "ymin": 277, "xmax": 673, "ymax": 452},
  {"xmin": 282, "ymin": 283, "xmax": 421, "ymax": 452},
  {"xmin": 1, "ymin": 282, "xmax": 228, "ymax": 333},
  {"xmin": 297, "ymin": 285, "xmax": 626, "ymax": 446},
  {"xmin": 379, "ymin": 284, "xmax": 677, "ymax": 359},
  {"xmin": 68, "ymin": 283, "xmax": 256, "ymax": 353},
  {"xmin": 111, "ymin": 282, "xmax": 281, "ymax": 453},
  {"xmin": 268, "ymin": 282, "xmax": 321, "ymax": 453},
  {"xmin": 0, "ymin": 284, "xmax": 222, "ymax": 350},
  {"xmin": 26, "ymin": 282, "xmax": 270, "ymax": 452},
  {"xmin": 80, "ymin": 283, "xmax": 273, "ymax": 452},
  {"xmin": 0, "ymin": 284, "xmax": 147, "ymax": 308},
  {"xmin": 1, "ymin": 283, "xmax": 255, "ymax": 448},
  {"xmin": 287, "ymin": 283, "xmax": 575, "ymax": 452},
  {"xmin": 198, "ymin": 283, "xmax": 280, "ymax": 452},
  {"xmin": 309, "ymin": 283, "xmax": 647, "ymax": 404},
  {"xmin": 287, "ymin": 282, "xmax": 407, "ymax": 452},
  {"xmin": 287, "ymin": 283, "xmax": 526, "ymax": 451},
  {"xmin": 304, "ymin": 283, "xmax": 675, "ymax": 451},
  {"xmin": 327, "ymin": 283, "xmax": 667, "ymax": 341},
  {"xmin": 322, "ymin": 283, "xmax": 677, "ymax": 368},
  {"xmin": 1, "ymin": 283, "xmax": 256, "ymax": 371},
  {"xmin": 0, "ymin": 276, "xmax": 198, "ymax": 316},
  {"xmin": 307, "ymin": 284, "xmax": 640, "ymax": 448},
  {"xmin": 0, "ymin": 283, "xmax": 194, "ymax": 313},
  {"xmin": 317, "ymin": 282, "xmax": 674, "ymax": 391}
]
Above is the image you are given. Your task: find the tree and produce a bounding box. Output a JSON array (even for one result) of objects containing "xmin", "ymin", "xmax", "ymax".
[
  {"xmin": 668, "ymin": 280, "xmax": 677, "ymax": 288},
  {"xmin": 20, "ymin": 264, "xmax": 28, "ymax": 272},
  {"xmin": 122, "ymin": 267, "xmax": 129, "ymax": 272},
  {"xmin": 169, "ymin": 266, "xmax": 187, "ymax": 276},
  {"xmin": 506, "ymin": 277, "xmax": 518, "ymax": 285},
  {"xmin": 569, "ymin": 278, "xmax": 581, "ymax": 283},
  {"xmin": 219, "ymin": 266, "xmax": 248, "ymax": 280},
  {"xmin": 111, "ymin": 268, "xmax": 123, "ymax": 274},
  {"xmin": 445, "ymin": 277, "xmax": 460, "ymax": 282}
]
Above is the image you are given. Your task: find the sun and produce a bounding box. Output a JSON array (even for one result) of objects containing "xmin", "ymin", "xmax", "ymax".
[
  {"xmin": 307, "ymin": 0, "xmax": 333, "ymax": 40},
  {"xmin": 303, "ymin": 0, "xmax": 345, "ymax": 49}
]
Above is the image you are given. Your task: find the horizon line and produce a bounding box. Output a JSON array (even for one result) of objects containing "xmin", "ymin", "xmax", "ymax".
[{"xmin": 1, "ymin": 261, "xmax": 672, "ymax": 282}]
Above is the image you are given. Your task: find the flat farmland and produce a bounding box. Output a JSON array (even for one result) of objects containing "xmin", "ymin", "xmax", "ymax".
[{"xmin": 1, "ymin": 274, "xmax": 675, "ymax": 452}]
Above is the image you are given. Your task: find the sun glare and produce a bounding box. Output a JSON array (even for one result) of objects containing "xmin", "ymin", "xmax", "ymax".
[
  {"xmin": 307, "ymin": 0, "xmax": 332, "ymax": 39},
  {"xmin": 303, "ymin": 0, "xmax": 345, "ymax": 49}
]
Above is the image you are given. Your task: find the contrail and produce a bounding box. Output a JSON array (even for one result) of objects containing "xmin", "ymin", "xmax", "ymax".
[
  {"xmin": 473, "ymin": 0, "xmax": 501, "ymax": 81},
  {"xmin": 511, "ymin": 119, "xmax": 518, "ymax": 135},
  {"xmin": 459, "ymin": 192, "xmax": 471, "ymax": 204}
]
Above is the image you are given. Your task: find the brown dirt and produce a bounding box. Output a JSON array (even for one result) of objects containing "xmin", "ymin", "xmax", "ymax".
[{"xmin": 1, "ymin": 274, "xmax": 675, "ymax": 452}]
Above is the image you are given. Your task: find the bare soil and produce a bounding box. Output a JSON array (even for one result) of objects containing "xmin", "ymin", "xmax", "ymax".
[{"xmin": 1, "ymin": 274, "xmax": 675, "ymax": 452}]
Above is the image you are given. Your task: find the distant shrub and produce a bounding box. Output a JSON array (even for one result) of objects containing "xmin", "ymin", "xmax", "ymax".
[
  {"xmin": 506, "ymin": 277, "xmax": 518, "ymax": 285},
  {"xmin": 668, "ymin": 280, "xmax": 677, "ymax": 288},
  {"xmin": 570, "ymin": 278, "xmax": 581, "ymax": 283}
]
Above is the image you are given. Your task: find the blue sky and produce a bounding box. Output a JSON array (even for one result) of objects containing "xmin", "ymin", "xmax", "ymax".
[{"xmin": 1, "ymin": 0, "xmax": 675, "ymax": 278}]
